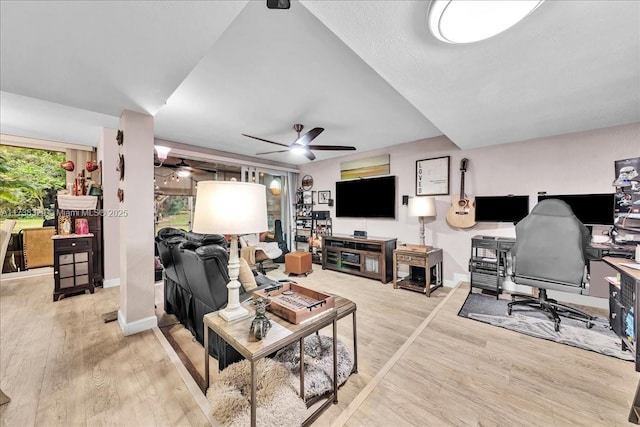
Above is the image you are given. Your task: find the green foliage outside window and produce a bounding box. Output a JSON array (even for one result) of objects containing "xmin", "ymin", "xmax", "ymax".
[{"xmin": 0, "ymin": 145, "xmax": 66, "ymax": 228}]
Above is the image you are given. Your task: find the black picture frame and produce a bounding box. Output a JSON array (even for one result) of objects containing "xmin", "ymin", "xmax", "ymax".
[
  {"xmin": 318, "ymin": 191, "xmax": 331, "ymax": 204},
  {"xmin": 416, "ymin": 156, "xmax": 450, "ymax": 196}
]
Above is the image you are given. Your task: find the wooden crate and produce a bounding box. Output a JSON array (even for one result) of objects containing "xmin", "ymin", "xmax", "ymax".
[{"xmin": 252, "ymin": 283, "xmax": 335, "ymax": 324}]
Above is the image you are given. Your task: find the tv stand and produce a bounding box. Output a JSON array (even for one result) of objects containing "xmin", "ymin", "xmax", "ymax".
[{"xmin": 322, "ymin": 234, "xmax": 396, "ymax": 283}]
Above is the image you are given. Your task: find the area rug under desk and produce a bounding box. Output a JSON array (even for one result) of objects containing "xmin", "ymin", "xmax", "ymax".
[{"xmin": 458, "ymin": 292, "xmax": 634, "ymax": 362}]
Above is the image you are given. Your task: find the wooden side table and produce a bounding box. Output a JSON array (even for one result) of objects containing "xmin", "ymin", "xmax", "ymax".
[
  {"xmin": 204, "ymin": 294, "xmax": 358, "ymax": 427},
  {"xmin": 393, "ymin": 245, "xmax": 443, "ymax": 296},
  {"xmin": 205, "ymin": 301, "xmax": 338, "ymax": 427}
]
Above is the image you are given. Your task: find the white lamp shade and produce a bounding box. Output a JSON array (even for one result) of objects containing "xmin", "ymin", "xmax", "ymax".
[
  {"xmin": 192, "ymin": 181, "xmax": 268, "ymax": 235},
  {"xmin": 154, "ymin": 145, "xmax": 171, "ymax": 160},
  {"xmin": 408, "ymin": 196, "xmax": 437, "ymax": 217}
]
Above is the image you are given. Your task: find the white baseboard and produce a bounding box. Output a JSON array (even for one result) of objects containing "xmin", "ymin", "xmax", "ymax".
[
  {"xmin": 1, "ymin": 267, "xmax": 53, "ymax": 281},
  {"xmin": 117, "ymin": 310, "xmax": 158, "ymax": 336},
  {"xmin": 445, "ymin": 273, "xmax": 469, "ymax": 288},
  {"xmin": 103, "ymin": 278, "xmax": 120, "ymax": 288}
]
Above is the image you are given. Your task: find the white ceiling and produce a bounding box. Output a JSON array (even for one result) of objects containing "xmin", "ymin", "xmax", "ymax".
[{"xmin": 1, "ymin": 1, "xmax": 638, "ymax": 165}]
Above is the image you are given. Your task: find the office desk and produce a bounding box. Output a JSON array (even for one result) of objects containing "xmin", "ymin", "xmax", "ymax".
[
  {"xmin": 603, "ymin": 257, "xmax": 640, "ymax": 370},
  {"xmin": 603, "ymin": 257, "xmax": 640, "ymax": 424}
]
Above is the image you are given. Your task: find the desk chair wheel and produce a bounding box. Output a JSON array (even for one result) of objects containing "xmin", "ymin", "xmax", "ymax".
[{"xmin": 586, "ymin": 321, "xmax": 594, "ymax": 329}]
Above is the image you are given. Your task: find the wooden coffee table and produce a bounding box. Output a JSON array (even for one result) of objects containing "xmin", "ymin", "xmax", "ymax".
[{"xmin": 204, "ymin": 295, "xmax": 357, "ymax": 427}]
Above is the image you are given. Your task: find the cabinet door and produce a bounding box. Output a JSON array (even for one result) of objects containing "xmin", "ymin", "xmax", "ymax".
[{"xmin": 363, "ymin": 255, "xmax": 380, "ymax": 274}]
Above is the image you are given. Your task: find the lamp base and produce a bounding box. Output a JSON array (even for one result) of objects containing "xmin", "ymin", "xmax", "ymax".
[{"xmin": 219, "ymin": 305, "xmax": 250, "ymax": 322}]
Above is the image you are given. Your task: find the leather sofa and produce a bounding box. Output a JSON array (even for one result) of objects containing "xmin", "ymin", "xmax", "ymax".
[{"xmin": 156, "ymin": 227, "xmax": 277, "ymax": 369}]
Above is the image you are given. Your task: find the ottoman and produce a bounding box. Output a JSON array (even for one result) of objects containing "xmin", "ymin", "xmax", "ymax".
[{"xmin": 285, "ymin": 251, "xmax": 312, "ymax": 275}]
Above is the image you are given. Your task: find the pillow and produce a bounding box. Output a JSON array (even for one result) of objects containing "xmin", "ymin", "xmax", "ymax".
[{"xmin": 238, "ymin": 257, "xmax": 257, "ymax": 292}]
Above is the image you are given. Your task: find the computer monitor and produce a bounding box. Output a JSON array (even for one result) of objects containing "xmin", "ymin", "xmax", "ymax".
[{"xmin": 536, "ymin": 193, "xmax": 615, "ymax": 225}]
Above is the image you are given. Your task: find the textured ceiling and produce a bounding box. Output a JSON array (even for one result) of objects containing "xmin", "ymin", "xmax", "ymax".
[{"xmin": 1, "ymin": 1, "xmax": 638, "ymax": 165}]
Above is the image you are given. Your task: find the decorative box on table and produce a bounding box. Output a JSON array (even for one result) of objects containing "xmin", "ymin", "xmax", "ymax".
[{"xmin": 252, "ymin": 283, "xmax": 335, "ymax": 324}]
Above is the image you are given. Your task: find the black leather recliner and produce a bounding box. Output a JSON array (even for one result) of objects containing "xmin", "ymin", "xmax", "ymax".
[
  {"xmin": 156, "ymin": 227, "xmax": 277, "ymax": 369},
  {"xmin": 156, "ymin": 228, "xmax": 195, "ymax": 336}
]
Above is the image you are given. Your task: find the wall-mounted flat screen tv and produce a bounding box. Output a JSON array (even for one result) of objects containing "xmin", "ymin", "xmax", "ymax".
[
  {"xmin": 474, "ymin": 195, "xmax": 530, "ymax": 223},
  {"xmin": 336, "ymin": 176, "xmax": 396, "ymax": 218},
  {"xmin": 537, "ymin": 193, "xmax": 615, "ymax": 225}
]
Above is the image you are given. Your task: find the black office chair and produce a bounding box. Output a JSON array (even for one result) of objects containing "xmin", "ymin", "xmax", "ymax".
[{"xmin": 508, "ymin": 199, "xmax": 595, "ymax": 331}]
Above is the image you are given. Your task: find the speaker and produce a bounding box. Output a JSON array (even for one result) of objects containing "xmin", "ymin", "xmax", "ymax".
[
  {"xmin": 328, "ymin": 198, "xmax": 334, "ymax": 207},
  {"xmin": 267, "ymin": 0, "xmax": 290, "ymax": 9},
  {"xmin": 402, "ymin": 195, "xmax": 409, "ymax": 205},
  {"xmin": 353, "ymin": 230, "xmax": 367, "ymax": 238}
]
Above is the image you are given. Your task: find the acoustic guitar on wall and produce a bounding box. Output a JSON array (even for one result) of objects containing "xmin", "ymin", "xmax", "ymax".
[{"xmin": 446, "ymin": 158, "xmax": 476, "ymax": 228}]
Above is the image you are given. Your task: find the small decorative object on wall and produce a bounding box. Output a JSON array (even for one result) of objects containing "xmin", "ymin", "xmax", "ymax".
[
  {"xmin": 60, "ymin": 160, "xmax": 75, "ymax": 172},
  {"xmin": 85, "ymin": 161, "xmax": 99, "ymax": 172},
  {"xmin": 416, "ymin": 155, "xmax": 450, "ymax": 196},
  {"xmin": 340, "ymin": 154, "xmax": 390, "ymax": 180},
  {"xmin": 301, "ymin": 175, "xmax": 313, "ymax": 191},
  {"xmin": 117, "ymin": 154, "xmax": 125, "ymax": 181},
  {"xmin": 117, "ymin": 188, "xmax": 124, "ymax": 203},
  {"xmin": 318, "ymin": 191, "xmax": 331, "ymax": 204},
  {"xmin": 116, "ymin": 129, "xmax": 124, "ymax": 145},
  {"xmin": 614, "ymin": 157, "xmax": 640, "ymax": 188}
]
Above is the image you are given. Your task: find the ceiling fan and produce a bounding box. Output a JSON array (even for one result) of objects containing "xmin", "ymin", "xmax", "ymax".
[{"xmin": 242, "ymin": 124, "xmax": 356, "ymax": 161}]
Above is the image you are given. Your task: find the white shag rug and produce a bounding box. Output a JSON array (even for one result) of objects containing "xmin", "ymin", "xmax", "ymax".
[
  {"xmin": 274, "ymin": 334, "xmax": 354, "ymax": 399},
  {"xmin": 207, "ymin": 358, "xmax": 307, "ymax": 427}
]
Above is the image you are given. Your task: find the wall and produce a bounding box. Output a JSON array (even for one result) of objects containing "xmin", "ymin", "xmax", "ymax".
[{"xmin": 299, "ymin": 122, "xmax": 640, "ymax": 286}]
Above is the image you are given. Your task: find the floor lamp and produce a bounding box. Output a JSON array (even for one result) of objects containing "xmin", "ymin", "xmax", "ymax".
[
  {"xmin": 408, "ymin": 196, "xmax": 437, "ymax": 246},
  {"xmin": 192, "ymin": 180, "xmax": 268, "ymax": 322}
]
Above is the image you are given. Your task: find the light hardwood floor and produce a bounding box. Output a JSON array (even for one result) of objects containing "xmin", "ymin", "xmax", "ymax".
[
  {"xmin": 2, "ymin": 267, "xmax": 639, "ymax": 426},
  {"xmin": 0, "ymin": 275, "xmax": 209, "ymax": 427}
]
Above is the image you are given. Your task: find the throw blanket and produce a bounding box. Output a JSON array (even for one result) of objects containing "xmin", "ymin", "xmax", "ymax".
[{"xmin": 240, "ymin": 246, "xmax": 256, "ymax": 265}]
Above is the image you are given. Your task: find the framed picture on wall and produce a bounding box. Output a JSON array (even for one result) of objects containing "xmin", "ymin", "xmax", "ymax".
[
  {"xmin": 303, "ymin": 191, "xmax": 313, "ymax": 204},
  {"xmin": 416, "ymin": 156, "xmax": 450, "ymax": 196},
  {"xmin": 318, "ymin": 191, "xmax": 331, "ymax": 204}
]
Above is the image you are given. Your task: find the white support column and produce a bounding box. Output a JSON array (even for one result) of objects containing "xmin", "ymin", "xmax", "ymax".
[{"xmin": 117, "ymin": 110, "xmax": 157, "ymax": 336}]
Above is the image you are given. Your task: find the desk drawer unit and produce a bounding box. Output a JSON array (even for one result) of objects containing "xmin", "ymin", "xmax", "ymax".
[{"xmin": 610, "ymin": 283, "xmax": 625, "ymax": 337}]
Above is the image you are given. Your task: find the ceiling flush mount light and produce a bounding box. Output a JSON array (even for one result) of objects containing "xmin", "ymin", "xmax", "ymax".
[{"xmin": 428, "ymin": 0, "xmax": 545, "ymax": 44}]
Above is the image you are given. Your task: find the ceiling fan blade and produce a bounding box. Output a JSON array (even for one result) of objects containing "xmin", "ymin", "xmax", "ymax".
[
  {"xmin": 303, "ymin": 150, "xmax": 316, "ymax": 161},
  {"xmin": 308, "ymin": 145, "xmax": 356, "ymax": 151},
  {"xmin": 293, "ymin": 127, "xmax": 324, "ymax": 147},
  {"xmin": 256, "ymin": 149, "xmax": 290, "ymax": 155},
  {"xmin": 242, "ymin": 134, "xmax": 290, "ymax": 148}
]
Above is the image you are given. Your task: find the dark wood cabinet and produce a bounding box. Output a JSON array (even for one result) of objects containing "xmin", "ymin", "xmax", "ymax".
[
  {"xmin": 322, "ymin": 234, "xmax": 396, "ymax": 283},
  {"xmin": 55, "ymin": 198, "xmax": 104, "ymax": 286},
  {"xmin": 53, "ymin": 235, "xmax": 94, "ymax": 301}
]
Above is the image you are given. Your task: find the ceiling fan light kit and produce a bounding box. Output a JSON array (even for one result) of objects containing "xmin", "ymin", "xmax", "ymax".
[
  {"xmin": 243, "ymin": 123, "xmax": 356, "ymax": 161},
  {"xmin": 428, "ymin": 0, "xmax": 546, "ymax": 44}
]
